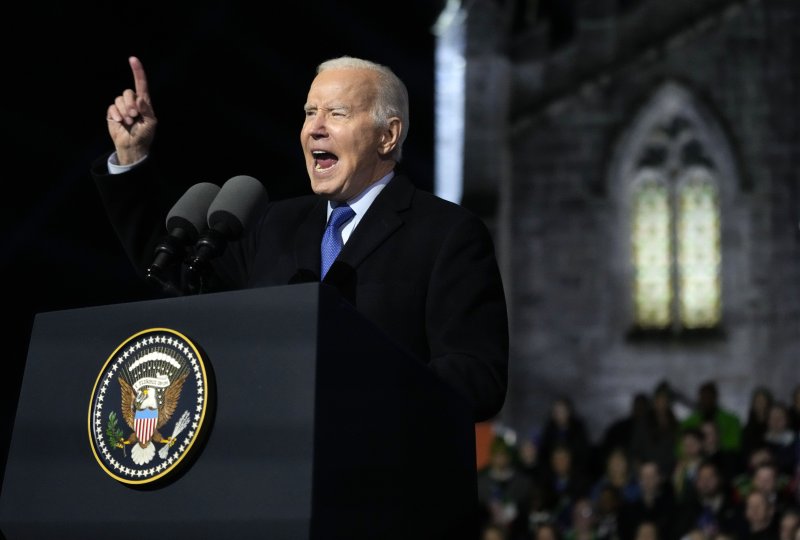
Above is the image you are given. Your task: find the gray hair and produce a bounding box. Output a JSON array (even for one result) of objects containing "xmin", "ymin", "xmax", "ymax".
[{"xmin": 316, "ymin": 56, "xmax": 409, "ymax": 162}]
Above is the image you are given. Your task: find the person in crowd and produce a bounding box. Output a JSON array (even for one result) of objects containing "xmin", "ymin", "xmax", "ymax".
[
  {"xmin": 748, "ymin": 461, "xmax": 797, "ymax": 518},
  {"xmin": 590, "ymin": 447, "xmax": 641, "ymax": 505},
  {"xmin": 519, "ymin": 429, "xmax": 546, "ymax": 488},
  {"xmin": 671, "ymin": 427, "xmax": 705, "ymax": 504},
  {"xmin": 528, "ymin": 480, "xmax": 556, "ymax": 535},
  {"xmin": 617, "ymin": 460, "xmax": 675, "ymax": 540},
  {"xmin": 779, "ymin": 506, "xmax": 800, "ymax": 540},
  {"xmin": 738, "ymin": 490, "xmax": 778, "ymax": 539},
  {"xmin": 630, "ymin": 382, "xmax": 679, "ymax": 478},
  {"xmin": 699, "ymin": 419, "xmax": 740, "ymax": 491},
  {"xmin": 741, "ymin": 386, "xmax": 775, "ymax": 461},
  {"xmin": 632, "ymin": 521, "xmax": 659, "ymax": 540},
  {"xmin": 477, "ymin": 436, "xmax": 534, "ymax": 540},
  {"xmin": 670, "ymin": 460, "xmax": 740, "ymax": 540},
  {"xmin": 763, "ymin": 401, "xmax": 800, "ymax": 476},
  {"xmin": 540, "ymin": 443, "xmax": 592, "ymax": 533},
  {"xmin": 594, "ymin": 485, "xmax": 623, "ymax": 540},
  {"xmin": 731, "ymin": 446, "xmax": 777, "ymax": 506},
  {"xmin": 680, "ymin": 381, "xmax": 742, "ymax": 454},
  {"xmin": 563, "ymin": 497, "xmax": 598, "ymax": 540},
  {"xmin": 539, "ymin": 396, "xmax": 595, "ymax": 480},
  {"xmin": 601, "ymin": 393, "xmax": 651, "ymax": 466}
]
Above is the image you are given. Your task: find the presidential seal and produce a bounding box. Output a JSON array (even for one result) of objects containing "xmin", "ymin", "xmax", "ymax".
[{"xmin": 88, "ymin": 328, "xmax": 211, "ymax": 485}]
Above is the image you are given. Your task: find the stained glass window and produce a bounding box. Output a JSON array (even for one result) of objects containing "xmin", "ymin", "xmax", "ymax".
[
  {"xmin": 676, "ymin": 167, "xmax": 721, "ymax": 328},
  {"xmin": 632, "ymin": 171, "xmax": 672, "ymax": 329},
  {"xmin": 630, "ymin": 119, "xmax": 722, "ymax": 331}
]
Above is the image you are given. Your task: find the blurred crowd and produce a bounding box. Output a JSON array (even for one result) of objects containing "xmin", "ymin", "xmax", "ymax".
[{"xmin": 478, "ymin": 380, "xmax": 800, "ymax": 540}]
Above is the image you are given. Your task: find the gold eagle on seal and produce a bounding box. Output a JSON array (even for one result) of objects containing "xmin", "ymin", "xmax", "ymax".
[{"xmin": 117, "ymin": 370, "xmax": 189, "ymax": 465}]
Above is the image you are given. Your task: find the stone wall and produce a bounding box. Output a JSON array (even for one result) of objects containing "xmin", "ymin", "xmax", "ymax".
[{"xmin": 462, "ymin": 0, "xmax": 800, "ymax": 441}]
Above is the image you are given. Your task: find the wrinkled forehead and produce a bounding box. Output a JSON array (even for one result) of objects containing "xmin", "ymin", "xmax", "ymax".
[{"xmin": 306, "ymin": 68, "xmax": 377, "ymax": 110}]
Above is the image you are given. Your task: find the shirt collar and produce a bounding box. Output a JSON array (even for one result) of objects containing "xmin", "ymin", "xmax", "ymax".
[{"xmin": 326, "ymin": 170, "xmax": 395, "ymax": 219}]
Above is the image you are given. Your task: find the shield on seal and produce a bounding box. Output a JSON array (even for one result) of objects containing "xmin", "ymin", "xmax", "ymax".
[{"xmin": 134, "ymin": 408, "xmax": 158, "ymax": 444}]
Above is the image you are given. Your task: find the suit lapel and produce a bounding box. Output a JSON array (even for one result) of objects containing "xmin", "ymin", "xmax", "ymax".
[
  {"xmin": 293, "ymin": 199, "xmax": 327, "ymax": 280},
  {"xmin": 337, "ymin": 174, "xmax": 414, "ymax": 271}
]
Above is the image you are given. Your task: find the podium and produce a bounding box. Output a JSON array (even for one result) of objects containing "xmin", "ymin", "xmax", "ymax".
[{"xmin": 0, "ymin": 283, "xmax": 478, "ymax": 539}]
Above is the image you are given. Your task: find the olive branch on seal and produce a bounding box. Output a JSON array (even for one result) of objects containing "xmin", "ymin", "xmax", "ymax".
[{"xmin": 106, "ymin": 411, "xmax": 126, "ymax": 456}]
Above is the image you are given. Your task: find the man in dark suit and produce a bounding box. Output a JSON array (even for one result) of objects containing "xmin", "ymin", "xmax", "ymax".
[{"xmin": 92, "ymin": 55, "xmax": 509, "ymax": 422}]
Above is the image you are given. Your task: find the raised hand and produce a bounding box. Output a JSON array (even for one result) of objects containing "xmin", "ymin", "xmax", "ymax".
[{"xmin": 106, "ymin": 56, "xmax": 158, "ymax": 165}]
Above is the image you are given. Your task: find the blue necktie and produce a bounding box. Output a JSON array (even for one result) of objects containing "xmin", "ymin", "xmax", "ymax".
[{"xmin": 320, "ymin": 203, "xmax": 355, "ymax": 279}]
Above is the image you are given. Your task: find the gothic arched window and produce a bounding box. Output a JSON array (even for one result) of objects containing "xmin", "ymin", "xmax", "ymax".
[{"xmin": 618, "ymin": 83, "xmax": 728, "ymax": 333}]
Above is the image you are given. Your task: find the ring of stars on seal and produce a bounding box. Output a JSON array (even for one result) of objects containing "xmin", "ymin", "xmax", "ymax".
[{"xmin": 88, "ymin": 328, "xmax": 210, "ymax": 485}]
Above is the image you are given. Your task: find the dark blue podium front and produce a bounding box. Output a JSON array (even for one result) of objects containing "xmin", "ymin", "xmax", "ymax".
[{"xmin": 0, "ymin": 283, "xmax": 477, "ymax": 539}]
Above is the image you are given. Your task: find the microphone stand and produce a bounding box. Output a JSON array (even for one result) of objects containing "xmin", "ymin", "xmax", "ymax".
[
  {"xmin": 185, "ymin": 229, "xmax": 227, "ymax": 295},
  {"xmin": 145, "ymin": 233, "xmax": 189, "ymax": 297}
]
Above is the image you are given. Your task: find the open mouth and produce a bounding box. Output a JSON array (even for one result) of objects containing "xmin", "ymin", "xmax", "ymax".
[{"xmin": 312, "ymin": 150, "xmax": 338, "ymax": 170}]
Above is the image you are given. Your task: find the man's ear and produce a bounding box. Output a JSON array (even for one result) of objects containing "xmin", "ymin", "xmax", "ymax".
[{"xmin": 378, "ymin": 117, "xmax": 402, "ymax": 156}]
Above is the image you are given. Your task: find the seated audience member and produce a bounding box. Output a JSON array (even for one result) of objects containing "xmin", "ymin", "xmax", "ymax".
[
  {"xmin": 477, "ymin": 436, "xmax": 533, "ymax": 540},
  {"xmin": 519, "ymin": 429, "xmax": 546, "ymax": 487},
  {"xmin": 731, "ymin": 446, "xmax": 777, "ymax": 506},
  {"xmin": 763, "ymin": 401, "xmax": 800, "ymax": 476},
  {"xmin": 594, "ymin": 485, "xmax": 623, "ymax": 540},
  {"xmin": 539, "ymin": 396, "xmax": 594, "ymax": 480},
  {"xmin": 601, "ymin": 393, "xmax": 651, "ymax": 465},
  {"xmin": 681, "ymin": 381, "xmax": 742, "ymax": 454},
  {"xmin": 671, "ymin": 460, "xmax": 739, "ymax": 540},
  {"xmin": 779, "ymin": 506, "xmax": 800, "ymax": 540},
  {"xmin": 741, "ymin": 386, "xmax": 774, "ymax": 461},
  {"xmin": 633, "ymin": 520, "xmax": 659, "ymax": 540},
  {"xmin": 631, "ymin": 382, "xmax": 679, "ymax": 478},
  {"xmin": 748, "ymin": 461, "xmax": 797, "ymax": 518},
  {"xmin": 618, "ymin": 460, "xmax": 675, "ymax": 540},
  {"xmin": 590, "ymin": 446, "xmax": 641, "ymax": 504},
  {"xmin": 671, "ymin": 427, "xmax": 705, "ymax": 504},
  {"xmin": 540, "ymin": 443, "xmax": 592, "ymax": 532},
  {"xmin": 700, "ymin": 419, "xmax": 741, "ymax": 490},
  {"xmin": 562, "ymin": 496, "xmax": 597, "ymax": 540},
  {"xmin": 738, "ymin": 490, "xmax": 778, "ymax": 539}
]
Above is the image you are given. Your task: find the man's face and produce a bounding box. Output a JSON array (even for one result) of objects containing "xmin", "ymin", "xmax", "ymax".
[
  {"xmin": 639, "ymin": 462, "xmax": 660, "ymax": 493},
  {"xmin": 745, "ymin": 492, "xmax": 772, "ymax": 528},
  {"xmin": 695, "ymin": 465, "xmax": 719, "ymax": 497},
  {"xmin": 300, "ymin": 68, "xmax": 396, "ymax": 202},
  {"xmin": 753, "ymin": 466, "xmax": 776, "ymax": 493}
]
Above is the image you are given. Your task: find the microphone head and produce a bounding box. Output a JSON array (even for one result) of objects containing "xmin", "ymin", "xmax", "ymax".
[
  {"xmin": 166, "ymin": 182, "xmax": 221, "ymax": 241},
  {"xmin": 207, "ymin": 175, "xmax": 268, "ymax": 239}
]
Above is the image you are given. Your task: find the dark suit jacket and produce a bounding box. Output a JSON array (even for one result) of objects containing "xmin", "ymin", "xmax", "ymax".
[{"xmin": 92, "ymin": 154, "xmax": 509, "ymax": 421}]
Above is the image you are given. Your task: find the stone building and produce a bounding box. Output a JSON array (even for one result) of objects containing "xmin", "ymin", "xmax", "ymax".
[{"xmin": 454, "ymin": 0, "xmax": 799, "ymax": 440}]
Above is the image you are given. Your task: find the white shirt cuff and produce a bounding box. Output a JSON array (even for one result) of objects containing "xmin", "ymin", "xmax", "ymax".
[{"xmin": 107, "ymin": 152, "xmax": 148, "ymax": 174}]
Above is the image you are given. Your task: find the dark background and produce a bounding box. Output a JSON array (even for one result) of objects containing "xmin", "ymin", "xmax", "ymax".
[{"xmin": 2, "ymin": 1, "xmax": 445, "ymax": 494}]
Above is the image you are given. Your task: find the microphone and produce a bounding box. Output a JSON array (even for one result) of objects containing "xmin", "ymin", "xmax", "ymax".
[
  {"xmin": 146, "ymin": 182, "xmax": 221, "ymax": 294},
  {"xmin": 186, "ymin": 175, "xmax": 268, "ymax": 292}
]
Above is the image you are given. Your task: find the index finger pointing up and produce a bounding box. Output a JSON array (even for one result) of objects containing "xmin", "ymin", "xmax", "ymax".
[{"xmin": 128, "ymin": 56, "xmax": 149, "ymax": 99}]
